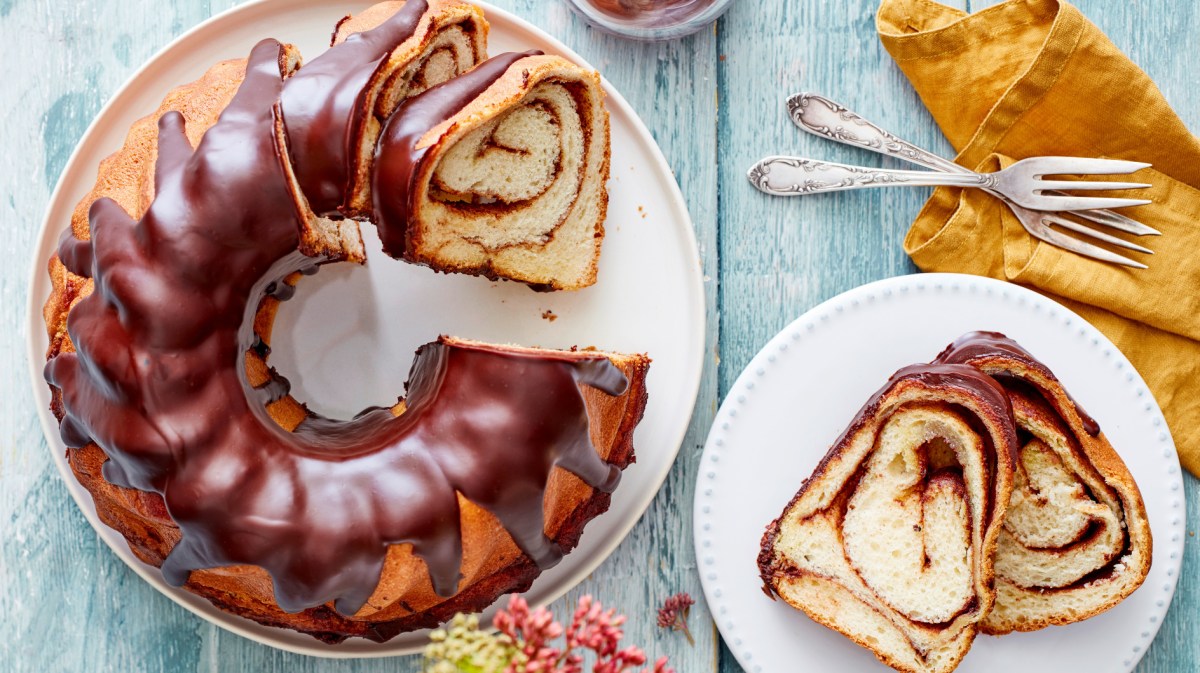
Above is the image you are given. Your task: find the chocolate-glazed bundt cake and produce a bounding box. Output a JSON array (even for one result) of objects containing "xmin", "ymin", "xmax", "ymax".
[{"xmin": 42, "ymin": 0, "xmax": 647, "ymax": 644}]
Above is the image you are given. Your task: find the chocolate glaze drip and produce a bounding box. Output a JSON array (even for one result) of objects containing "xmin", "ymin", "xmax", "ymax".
[
  {"xmin": 48, "ymin": 41, "xmax": 301, "ymax": 493},
  {"xmin": 258, "ymin": 374, "xmax": 293, "ymax": 404},
  {"xmin": 56, "ymin": 226, "xmax": 93, "ymax": 276},
  {"xmin": 373, "ymin": 50, "xmax": 542, "ymax": 257},
  {"xmin": 934, "ymin": 331, "xmax": 1101, "ymax": 436},
  {"xmin": 279, "ymin": 0, "xmax": 428, "ymax": 215},
  {"xmin": 814, "ymin": 361, "xmax": 1015, "ymax": 528},
  {"xmin": 44, "ymin": 35, "xmax": 628, "ymax": 616},
  {"xmin": 250, "ymin": 335, "xmax": 272, "ymax": 358}
]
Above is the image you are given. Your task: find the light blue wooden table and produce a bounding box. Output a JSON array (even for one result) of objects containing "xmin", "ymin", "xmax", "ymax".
[{"xmin": 1, "ymin": 0, "xmax": 1195, "ymax": 671}]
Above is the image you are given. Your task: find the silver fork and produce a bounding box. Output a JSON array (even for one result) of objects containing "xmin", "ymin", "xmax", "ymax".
[
  {"xmin": 770, "ymin": 92, "xmax": 1159, "ymax": 268},
  {"xmin": 749, "ymin": 154, "xmax": 1151, "ymax": 210}
]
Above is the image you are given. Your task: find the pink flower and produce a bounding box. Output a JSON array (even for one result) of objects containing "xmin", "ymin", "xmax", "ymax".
[
  {"xmin": 566, "ymin": 594, "xmax": 628, "ymax": 659},
  {"xmin": 485, "ymin": 594, "xmax": 673, "ymax": 673},
  {"xmin": 643, "ymin": 656, "xmax": 675, "ymax": 673},
  {"xmin": 656, "ymin": 593, "xmax": 696, "ymax": 646}
]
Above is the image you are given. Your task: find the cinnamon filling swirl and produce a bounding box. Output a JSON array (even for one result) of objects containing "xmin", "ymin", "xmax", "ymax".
[
  {"xmin": 843, "ymin": 406, "xmax": 980, "ymax": 627},
  {"xmin": 373, "ymin": 54, "xmax": 610, "ymax": 290},
  {"xmin": 995, "ymin": 391, "xmax": 1126, "ymax": 592},
  {"xmin": 427, "ymin": 80, "xmax": 588, "ymax": 250}
]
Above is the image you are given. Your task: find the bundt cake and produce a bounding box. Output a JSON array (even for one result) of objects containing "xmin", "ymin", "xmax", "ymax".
[
  {"xmin": 934, "ymin": 332, "xmax": 1151, "ymax": 634},
  {"xmin": 758, "ymin": 363, "xmax": 1018, "ymax": 673},
  {"xmin": 41, "ymin": 0, "xmax": 648, "ymax": 644}
]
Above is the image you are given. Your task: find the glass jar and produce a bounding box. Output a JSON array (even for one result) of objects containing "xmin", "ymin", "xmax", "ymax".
[{"xmin": 562, "ymin": 0, "xmax": 736, "ymax": 40}]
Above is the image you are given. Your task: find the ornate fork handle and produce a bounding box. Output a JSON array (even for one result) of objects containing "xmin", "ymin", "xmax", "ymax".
[
  {"xmin": 749, "ymin": 157, "xmax": 995, "ymax": 196},
  {"xmin": 787, "ymin": 92, "xmax": 967, "ymax": 175},
  {"xmin": 782, "ymin": 91, "xmax": 1159, "ymax": 239}
]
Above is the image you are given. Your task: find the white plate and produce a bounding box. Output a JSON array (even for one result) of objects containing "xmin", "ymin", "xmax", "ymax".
[
  {"xmin": 696, "ymin": 273, "xmax": 1183, "ymax": 673},
  {"xmin": 25, "ymin": 0, "xmax": 704, "ymax": 659}
]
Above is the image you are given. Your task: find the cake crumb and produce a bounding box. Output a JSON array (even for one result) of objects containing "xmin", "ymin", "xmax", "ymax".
[
  {"xmin": 541, "ymin": 310, "xmax": 557, "ymax": 322},
  {"xmin": 637, "ymin": 205, "xmax": 647, "ymax": 219}
]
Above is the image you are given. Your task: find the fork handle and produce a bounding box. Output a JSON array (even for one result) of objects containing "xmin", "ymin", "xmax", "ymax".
[
  {"xmin": 786, "ymin": 92, "xmax": 1159, "ymax": 236},
  {"xmin": 748, "ymin": 156, "xmax": 993, "ymax": 196},
  {"xmin": 787, "ymin": 92, "xmax": 970, "ymax": 175}
]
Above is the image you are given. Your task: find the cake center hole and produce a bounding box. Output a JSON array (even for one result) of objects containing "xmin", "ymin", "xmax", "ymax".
[{"xmin": 266, "ymin": 259, "xmax": 412, "ymax": 420}]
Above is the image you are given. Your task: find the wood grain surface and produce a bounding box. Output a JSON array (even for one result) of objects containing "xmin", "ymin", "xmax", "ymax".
[{"xmin": 0, "ymin": 0, "xmax": 1194, "ymax": 671}]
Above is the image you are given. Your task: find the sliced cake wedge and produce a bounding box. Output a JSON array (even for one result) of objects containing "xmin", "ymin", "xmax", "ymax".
[{"xmin": 758, "ymin": 363, "xmax": 1018, "ymax": 673}]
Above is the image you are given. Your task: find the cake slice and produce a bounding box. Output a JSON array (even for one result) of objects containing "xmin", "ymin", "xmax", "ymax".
[
  {"xmin": 372, "ymin": 53, "xmax": 611, "ymax": 291},
  {"xmin": 277, "ymin": 0, "xmax": 490, "ymax": 262},
  {"xmin": 934, "ymin": 332, "xmax": 1152, "ymax": 634},
  {"xmin": 759, "ymin": 363, "xmax": 1017, "ymax": 673}
]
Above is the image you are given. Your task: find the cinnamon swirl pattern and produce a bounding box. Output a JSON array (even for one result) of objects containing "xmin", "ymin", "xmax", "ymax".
[
  {"xmin": 374, "ymin": 54, "xmax": 610, "ymax": 290},
  {"xmin": 935, "ymin": 332, "xmax": 1152, "ymax": 634},
  {"xmin": 758, "ymin": 364, "xmax": 1018, "ymax": 673},
  {"xmin": 277, "ymin": 0, "xmax": 489, "ymax": 261}
]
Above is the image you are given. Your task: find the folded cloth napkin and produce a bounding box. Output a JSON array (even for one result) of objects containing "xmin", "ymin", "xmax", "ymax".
[{"xmin": 877, "ymin": 0, "xmax": 1200, "ymax": 477}]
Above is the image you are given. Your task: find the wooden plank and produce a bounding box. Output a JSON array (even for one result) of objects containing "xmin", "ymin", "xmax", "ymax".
[
  {"xmin": 4, "ymin": 0, "xmax": 1197, "ymax": 671},
  {"xmin": 0, "ymin": 1, "xmax": 719, "ymax": 671},
  {"xmin": 1, "ymin": 2, "xmax": 248, "ymax": 670}
]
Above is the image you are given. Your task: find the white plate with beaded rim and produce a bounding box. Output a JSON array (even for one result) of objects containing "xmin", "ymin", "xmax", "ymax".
[
  {"xmin": 695, "ymin": 273, "xmax": 1183, "ymax": 673},
  {"xmin": 24, "ymin": 0, "xmax": 705, "ymax": 659}
]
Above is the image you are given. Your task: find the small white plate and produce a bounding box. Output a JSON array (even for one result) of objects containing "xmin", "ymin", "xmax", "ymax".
[
  {"xmin": 695, "ymin": 273, "xmax": 1183, "ymax": 673},
  {"xmin": 25, "ymin": 0, "xmax": 705, "ymax": 659}
]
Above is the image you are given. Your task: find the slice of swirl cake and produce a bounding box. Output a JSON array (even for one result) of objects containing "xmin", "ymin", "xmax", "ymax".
[
  {"xmin": 934, "ymin": 332, "xmax": 1152, "ymax": 634},
  {"xmin": 277, "ymin": 0, "xmax": 489, "ymax": 261},
  {"xmin": 370, "ymin": 52, "xmax": 610, "ymax": 290},
  {"xmin": 758, "ymin": 364, "xmax": 1017, "ymax": 673}
]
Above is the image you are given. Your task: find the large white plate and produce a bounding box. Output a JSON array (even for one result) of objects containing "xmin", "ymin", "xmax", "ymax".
[
  {"xmin": 25, "ymin": 0, "xmax": 704, "ymax": 659},
  {"xmin": 696, "ymin": 273, "xmax": 1183, "ymax": 673}
]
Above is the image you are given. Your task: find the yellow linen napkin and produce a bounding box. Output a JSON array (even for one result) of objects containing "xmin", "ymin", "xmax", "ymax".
[{"xmin": 876, "ymin": 0, "xmax": 1200, "ymax": 476}]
